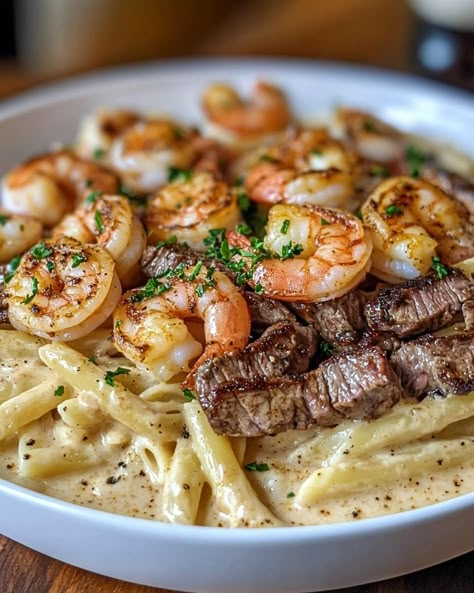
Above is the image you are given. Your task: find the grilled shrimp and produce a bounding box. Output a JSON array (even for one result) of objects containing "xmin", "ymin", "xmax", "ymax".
[
  {"xmin": 202, "ymin": 81, "xmax": 291, "ymax": 143},
  {"xmin": 145, "ymin": 171, "xmax": 242, "ymax": 250},
  {"xmin": 1, "ymin": 151, "xmax": 119, "ymax": 226},
  {"xmin": 0, "ymin": 214, "xmax": 43, "ymax": 263},
  {"xmin": 333, "ymin": 108, "xmax": 402, "ymax": 163},
  {"xmin": 113, "ymin": 267, "xmax": 250, "ymax": 384},
  {"xmin": 361, "ymin": 176, "xmax": 474, "ymax": 283},
  {"xmin": 245, "ymin": 129, "xmax": 354, "ymax": 208},
  {"xmin": 229, "ymin": 203, "xmax": 372, "ymax": 302},
  {"xmin": 76, "ymin": 108, "xmax": 141, "ymax": 159},
  {"xmin": 5, "ymin": 237, "xmax": 121, "ymax": 341},
  {"xmin": 109, "ymin": 119, "xmax": 196, "ymax": 193},
  {"xmin": 53, "ymin": 194, "xmax": 146, "ymax": 279}
]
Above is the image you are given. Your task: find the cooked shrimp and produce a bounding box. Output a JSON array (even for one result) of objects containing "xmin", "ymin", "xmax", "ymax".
[
  {"xmin": 202, "ymin": 81, "xmax": 291, "ymax": 143},
  {"xmin": 109, "ymin": 119, "xmax": 196, "ymax": 193},
  {"xmin": 245, "ymin": 129, "xmax": 354, "ymax": 208},
  {"xmin": 2, "ymin": 151, "xmax": 119, "ymax": 226},
  {"xmin": 361, "ymin": 176, "xmax": 474, "ymax": 283},
  {"xmin": 5, "ymin": 237, "xmax": 121, "ymax": 341},
  {"xmin": 113, "ymin": 267, "xmax": 250, "ymax": 384},
  {"xmin": 228, "ymin": 203, "xmax": 372, "ymax": 301},
  {"xmin": 145, "ymin": 171, "xmax": 242, "ymax": 250},
  {"xmin": 76, "ymin": 108, "xmax": 141, "ymax": 159},
  {"xmin": 333, "ymin": 108, "xmax": 403, "ymax": 163},
  {"xmin": 53, "ymin": 194, "xmax": 146, "ymax": 279},
  {"xmin": 0, "ymin": 214, "xmax": 43, "ymax": 263}
]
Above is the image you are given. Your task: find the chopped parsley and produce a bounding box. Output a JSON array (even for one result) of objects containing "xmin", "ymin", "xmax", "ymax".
[
  {"xmin": 237, "ymin": 191, "xmax": 250, "ymax": 213},
  {"xmin": 280, "ymin": 219, "xmax": 290, "ymax": 235},
  {"xmin": 130, "ymin": 278, "xmax": 172, "ymax": 302},
  {"xmin": 0, "ymin": 214, "xmax": 10, "ymax": 226},
  {"xmin": 92, "ymin": 148, "xmax": 105, "ymax": 160},
  {"xmin": 188, "ymin": 261, "xmax": 203, "ymax": 282},
  {"xmin": 86, "ymin": 190, "xmax": 102, "ymax": 204},
  {"xmin": 4, "ymin": 255, "xmax": 21, "ymax": 283},
  {"xmin": 88, "ymin": 356, "xmax": 97, "ymax": 365},
  {"xmin": 156, "ymin": 235, "xmax": 178, "ymax": 249},
  {"xmin": 46, "ymin": 260, "xmax": 55, "ymax": 272},
  {"xmin": 354, "ymin": 210, "xmax": 363, "ymax": 221},
  {"xmin": 115, "ymin": 319, "xmax": 123, "ymax": 329},
  {"xmin": 370, "ymin": 164, "xmax": 389, "ymax": 178},
  {"xmin": 311, "ymin": 149, "xmax": 323, "ymax": 156},
  {"xmin": 244, "ymin": 461, "xmax": 270, "ymax": 472},
  {"xmin": 71, "ymin": 253, "xmax": 88, "ymax": 268},
  {"xmin": 220, "ymin": 239, "xmax": 230, "ymax": 260},
  {"xmin": 22, "ymin": 277, "xmax": 39, "ymax": 305},
  {"xmin": 258, "ymin": 154, "xmax": 278, "ymax": 164},
  {"xmin": 104, "ymin": 367, "xmax": 130, "ymax": 387},
  {"xmin": 236, "ymin": 223, "xmax": 252, "ymax": 236},
  {"xmin": 182, "ymin": 388, "xmax": 196, "ymax": 401},
  {"xmin": 431, "ymin": 256, "xmax": 450, "ymax": 280},
  {"xmin": 54, "ymin": 385, "xmax": 65, "ymax": 397},
  {"xmin": 118, "ymin": 185, "xmax": 148, "ymax": 206},
  {"xmin": 404, "ymin": 144, "xmax": 426, "ymax": 178},
  {"xmin": 287, "ymin": 491, "xmax": 296, "ymax": 499},
  {"xmin": 384, "ymin": 204, "xmax": 403, "ymax": 217},
  {"xmin": 254, "ymin": 283, "xmax": 264, "ymax": 294},
  {"xmin": 31, "ymin": 242, "xmax": 53, "ymax": 260},
  {"xmin": 167, "ymin": 167, "xmax": 192, "ymax": 183},
  {"xmin": 280, "ymin": 241, "xmax": 303, "ymax": 261},
  {"xmin": 320, "ymin": 340, "xmax": 334, "ymax": 358},
  {"xmin": 94, "ymin": 210, "xmax": 105, "ymax": 234},
  {"xmin": 320, "ymin": 218, "xmax": 330, "ymax": 226}
]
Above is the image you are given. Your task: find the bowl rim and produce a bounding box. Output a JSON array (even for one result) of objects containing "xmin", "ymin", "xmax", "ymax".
[{"xmin": 0, "ymin": 57, "xmax": 473, "ymax": 542}]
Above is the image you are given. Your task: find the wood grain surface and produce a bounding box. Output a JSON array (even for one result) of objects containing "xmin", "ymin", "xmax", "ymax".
[{"xmin": 0, "ymin": 535, "xmax": 472, "ymax": 593}]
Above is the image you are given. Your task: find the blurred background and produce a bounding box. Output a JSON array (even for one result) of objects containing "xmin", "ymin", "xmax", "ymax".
[{"xmin": 0, "ymin": 0, "xmax": 472, "ymax": 99}]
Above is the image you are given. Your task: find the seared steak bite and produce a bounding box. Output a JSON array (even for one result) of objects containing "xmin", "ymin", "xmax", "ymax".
[
  {"xmin": 365, "ymin": 268, "xmax": 474, "ymax": 338},
  {"xmin": 288, "ymin": 290, "xmax": 366, "ymax": 350},
  {"xmin": 203, "ymin": 346, "xmax": 403, "ymax": 436},
  {"xmin": 391, "ymin": 333, "xmax": 474, "ymax": 397},
  {"xmin": 244, "ymin": 291, "xmax": 296, "ymax": 335},
  {"xmin": 196, "ymin": 321, "xmax": 318, "ymax": 408}
]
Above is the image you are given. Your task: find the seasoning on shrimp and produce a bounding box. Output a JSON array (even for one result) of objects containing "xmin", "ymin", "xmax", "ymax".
[
  {"xmin": 113, "ymin": 266, "xmax": 250, "ymax": 385},
  {"xmin": 0, "ymin": 213, "xmax": 43, "ymax": 264},
  {"xmin": 145, "ymin": 171, "xmax": 242, "ymax": 251},
  {"xmin": 5, "ymin": 237, "xmax": 122, "ymax": 341},
  {"xmin": 361, "ymin": 176, "xmax": 474, "ymax": 283},
  {"xmin": 227, "ymin": 203, "xmax": 372, "ymax": 302},
  {"xmin": 1, "ymin": 151, "xmax": 119, "ymax": 226}
]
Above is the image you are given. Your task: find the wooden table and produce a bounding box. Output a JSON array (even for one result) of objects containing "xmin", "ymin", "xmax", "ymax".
[{"xmin": 0, "ymin": 534, "xmax": 472, "ymax": 592}]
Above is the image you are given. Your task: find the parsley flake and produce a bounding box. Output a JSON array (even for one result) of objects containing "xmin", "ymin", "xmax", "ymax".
[
  {"xmin": 94, "ymin": 210, "xmax": 105, "ymax": 234},
  {"xmin": 104, "ymin": 367, "xmax": 130, "ymax": 387},
  {"xmin": 22, "ymin": 277, "xmax": 39, "ymax": 305},
  {"xmin": 71, "ymin": 253, "xmax": 87, "ymax": 268},
  {"xmin": 130, "ymin": 278, "xmax": 172, "ymax": 302},
  {"xmin": 237, "ymin": 192, "xmax": 250, "ymax": 213},
  {"xmin": 86, "ymin": 190, "xmax": 102, "ymax": 204},
  {"xmin": 236, "ymin": 223, "xmax": 252, "ymax": 236},
  {"xmin": 280, "ymin": 219, "xmax": 290, "ymax": 235},
  {"xmin": 182, "ymin": 388, "xmax": 196, "ymax": 401},
  {"xmin": 287, "ymin": 491, "xmax": 296, "ymax": 499},
  {"xmin": 320, "ymin": 218, "xmax": 330, "ymax": 226},
  {"xmin": 431, "ymin": 256, "xmax": 450, "ymax": 280},
  {"xmin": 88, "ymin": 356, "xmax": 97, "ymax": 365},
  {"xmin": 370, "ymin": 164, "xmax": 389, "ymax": 178},
  {"xmin": 280, "ymin": 241, "xmax": 303, "ymax": 261},
  {"xmin": 385, "ymin": 204, "xmax": 403, "ymax": 217},
  {"xmin": 311, "ymin": 149, "xmax": 323, "ymax": 156},
  {"xmin": 4, "ymin": 255, "xmax": 21, "ymax": 283},
  {"xmin": 167, "ymin": 167, "xmax": 192, "ymax": 183},
  {"xmin": 404, "ymin": 144, "xmax": 426, "ymax": 178},
  {"xmin": 156, "ymin": 235, "xmax": 178, "ymax": 249},
  {"xmin": 258, "ymin": 154, "xmax": 278, "ymax": 164},
  {"xmin": 0, "ymin": 214, "xmax": 10, "ymax": 226},
  {"xmin": 54, "ymin": 385, "xmax": 65, "ymax": 397},
  {"xmin": 92, "ymin": 148, "xmax": 105, "ymax": 160},
  {"xmin": 115, "ymin": 319, "xmax": 123, "ymax": 329},
  {"xmin": 31, "ymin": 242, "xmax": 53, "ymax": 260},
  {"xmin": 363, "ymin": 120, "xmax": 376, "ymax": 132},
  {"xmin": 244, "ymin": 461, "xmax": 270, "ymax": 472},
  {"xmin": 46, "ymin": 260, "xmax": 55, "ymax": 272},
  {"xmin": 320, "ymin": 340, "xmax": 334, "ymax": 357}
]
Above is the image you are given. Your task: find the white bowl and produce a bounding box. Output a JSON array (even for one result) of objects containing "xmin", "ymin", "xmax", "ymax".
[{"xmin": 0, "ymin": 59, "xmax": 473, "ymax": 593}]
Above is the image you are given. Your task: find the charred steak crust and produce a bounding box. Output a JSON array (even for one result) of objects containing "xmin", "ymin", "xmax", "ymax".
[
  {"xmin": 204, "ymin": 346, "xmax": 403, "ymax": 436},
  {"xmin": 364, "ymin": 269, "xmax": 474, "ymax": 338},
  {"xmin": 244, "ymin": 291, "xmax": 296, "ymax": 335},
  {"xmin": 195, "ymin": 321, "xmax": 318, "ymax": 408},
  {"xmin": 391, "ymin": 332, "xmax": 474, "ymax": 397},
  {"xmin": 288, "ymin": 290, "xmax": 367, "ymax": 350}
]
